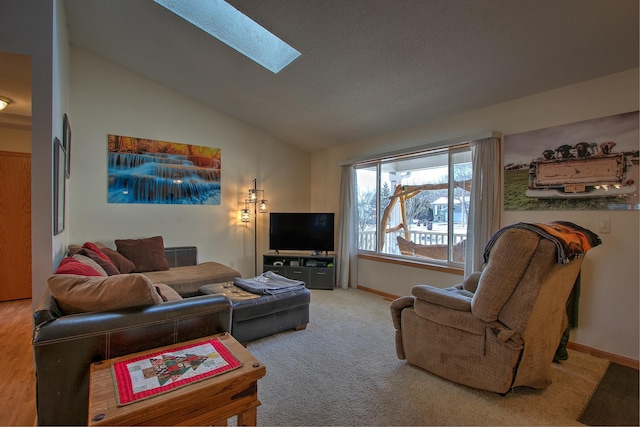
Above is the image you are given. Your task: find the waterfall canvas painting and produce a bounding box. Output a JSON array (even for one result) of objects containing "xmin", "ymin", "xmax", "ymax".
[{"xmin": 108, "ymin": 134, "xmax": 221, "ymax": 205}]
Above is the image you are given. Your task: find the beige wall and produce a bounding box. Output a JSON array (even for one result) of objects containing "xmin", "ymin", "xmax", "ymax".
[
  {"xmin": 312, "ymin": 68, "xmax": 640, "ymax": 361},
  {"xmin": 0, "ymin": 127, "xmax": 31, "ymax": 152},
  {"xmin": 67, "ymin": 47, "xmax": 311, "ymax": 278}
]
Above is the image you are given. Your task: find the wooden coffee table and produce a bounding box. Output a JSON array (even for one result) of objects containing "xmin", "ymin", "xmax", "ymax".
[{"xmin": 88, "ymin": 333, "xmax": 266, "ymax": 426}]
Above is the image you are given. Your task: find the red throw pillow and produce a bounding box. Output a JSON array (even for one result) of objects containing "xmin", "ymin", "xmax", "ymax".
[
  {"xmin": 82, "ymin": 242, "xmax": 113, "ymax": 263},
  {"xmin": 55, "ymin": 257, "xmax": 104, "ymax": 276}
]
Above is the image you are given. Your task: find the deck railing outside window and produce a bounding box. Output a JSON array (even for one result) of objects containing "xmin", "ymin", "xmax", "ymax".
[{"xmin": 358, "ymin": 227, "xmax": 467, "ymax": 257}]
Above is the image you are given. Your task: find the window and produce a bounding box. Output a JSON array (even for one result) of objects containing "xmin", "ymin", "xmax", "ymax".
[
  {"xmin": 356, "ymin": 145, "xmax": 471, "ymax": 265},
  {"xmin": 153, "ymin": 0, "xmax": 301, "ymax": 73}
]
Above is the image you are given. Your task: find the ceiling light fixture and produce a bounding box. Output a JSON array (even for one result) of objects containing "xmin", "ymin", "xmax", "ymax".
[
  {"xmin": 153, "ymin": 0, "xmax": 301, "ymax": 74},
  {"xmin": 0, "ymin": 96, "xmax": 10, "ymax": 111}
]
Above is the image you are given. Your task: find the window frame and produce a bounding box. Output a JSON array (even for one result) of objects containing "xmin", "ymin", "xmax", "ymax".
[{"xmin": 355, "ymin": 143, "xmax": 471, "ymax": 268}]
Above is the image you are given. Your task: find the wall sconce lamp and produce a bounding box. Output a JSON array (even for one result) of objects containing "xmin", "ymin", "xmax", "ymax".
[
  {"xmin": 0, "ymin": 96, "xmax": 11, "ymax": 111},
  {"xmin": 240, "ymin": 178, "xmax": 268, "ymax": 275}
]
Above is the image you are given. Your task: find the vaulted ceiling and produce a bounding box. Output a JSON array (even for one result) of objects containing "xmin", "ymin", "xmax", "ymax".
[{"xmin": 3, "ymin": 1, "xmax": 638, "ymax": 152}]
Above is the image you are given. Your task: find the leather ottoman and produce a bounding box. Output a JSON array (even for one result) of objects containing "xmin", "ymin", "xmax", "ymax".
[{"xmin": 198, "ymin": 282, "xmax": 310, "ymax": 343}]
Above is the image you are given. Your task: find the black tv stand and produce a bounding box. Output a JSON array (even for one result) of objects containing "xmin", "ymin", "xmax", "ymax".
[{"xmin": 263, "ymin": 253, "xmax": 335, "ymax": 290}]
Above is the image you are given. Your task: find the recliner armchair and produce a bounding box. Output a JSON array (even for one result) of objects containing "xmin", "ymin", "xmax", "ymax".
[{"xmin": 391, "ymin": 226, "xmax": 591, "ymax": 394}]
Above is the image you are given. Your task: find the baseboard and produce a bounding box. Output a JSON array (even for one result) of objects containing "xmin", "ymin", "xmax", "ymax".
[
  {"xmin": 357, "ymin": 285, "xmax": 640, "ymax": 371},
  {"xmin": 356, "ymin": 285, "xmax": 399, "ymax": 301},
  {"xmin": 567, "ymin": 342, "xmax": 639, "ymax": 370}
]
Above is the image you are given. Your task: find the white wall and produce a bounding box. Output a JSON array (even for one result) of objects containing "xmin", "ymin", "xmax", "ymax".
[
  {"xmin": 52, "ymin": 0, "xmax": 71, "ymax": 279},
  {"xmin": 0, "ymin": 1, "xmax": 66, "ymax": 305},
  {"xmin": 68, "ymin": 47, "xmax": 311, "ymax": 278},
  {"xmin": 312, "ymin": 68, "xmax": 640, "ymax": 361}
]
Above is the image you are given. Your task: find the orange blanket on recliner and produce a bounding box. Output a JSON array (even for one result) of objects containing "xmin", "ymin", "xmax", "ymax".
[{"xmin": 484, "ymin": 221, "xmax": 601, "ymax": 265}]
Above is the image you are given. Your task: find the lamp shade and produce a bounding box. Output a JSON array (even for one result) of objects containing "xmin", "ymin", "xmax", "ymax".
[{"xmin": 241, "ymin": 208, "xmax": 251, "ymax": 222}]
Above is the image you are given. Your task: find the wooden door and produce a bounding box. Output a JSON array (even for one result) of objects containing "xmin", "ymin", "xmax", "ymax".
[{"xmin": 0, "ymin": 151, "xmax": 31, "ymax": 301}]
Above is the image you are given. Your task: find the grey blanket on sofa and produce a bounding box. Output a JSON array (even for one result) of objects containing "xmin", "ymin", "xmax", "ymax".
[{"xmin": 234, "ymin": 271, "xmax": 306, "ymax": 295}]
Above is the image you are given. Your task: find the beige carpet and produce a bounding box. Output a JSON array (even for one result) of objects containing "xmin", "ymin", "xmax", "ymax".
[{"xmin": 241, "ymin": 288, "xmax": 609, "ymax": 426}]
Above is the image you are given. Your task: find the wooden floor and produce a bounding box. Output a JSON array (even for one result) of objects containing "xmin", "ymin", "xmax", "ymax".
[{"xmin": 0, "ymin": 299, "xmax": 37, "ymax": 426}]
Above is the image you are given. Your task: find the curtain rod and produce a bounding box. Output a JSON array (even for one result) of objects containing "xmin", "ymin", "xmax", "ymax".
[{"xmin": 338, "ymin": 130, "xmax": 501, "ymax": 166}]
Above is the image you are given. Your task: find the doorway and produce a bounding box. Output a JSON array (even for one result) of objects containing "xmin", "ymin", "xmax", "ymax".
[{"xmin": 0, "ymin": 50, "xmax": 32, "ymax": 301}]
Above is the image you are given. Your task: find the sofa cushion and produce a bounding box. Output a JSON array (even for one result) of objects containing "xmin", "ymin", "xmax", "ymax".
[
  {"xmin": 75, "ymin": 248, "xmax": 120, "ymax": 276},
  {"xmin": 154, "ymin": 283, "xmax": 183, "ymax": 302},
  {"xmin": 55, "ymin": 256, "xmax": 105, "ymax": 277},
  {"xmin": 82, "ymin": 242, "xmax": 113, "ymax": 263},
  {"xmin": 142, "ymin": 262, "xmax": 241, "ymax": 295},
  {"xmin": 47, "ymin": 273, "xmax": 164, "ymax": 314},
  {"xmin": 115, "ymin": 236, "xmax": 170, "ymax": 273},
  {"xmin": 100, "ymin": 246, "xmax": 136, "ymax": 274},
  {"xmin": 72, "ymin": 254, "xmax": 109, "ymax": 276}
]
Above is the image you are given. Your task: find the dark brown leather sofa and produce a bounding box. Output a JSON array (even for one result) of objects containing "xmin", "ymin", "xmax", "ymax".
[{"xmin": 32, "ymin": 291, "xmax": 232, "ymax": 426}]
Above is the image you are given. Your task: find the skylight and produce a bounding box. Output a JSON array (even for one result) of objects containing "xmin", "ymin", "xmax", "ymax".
[{"xmin": 153, "ymin": 0, "xmax": 301, "ymax": 73}]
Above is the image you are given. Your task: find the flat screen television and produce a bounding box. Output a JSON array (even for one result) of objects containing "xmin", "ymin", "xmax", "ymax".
[{"xmin": 269, "ymin": 212, "xmax": 335, "ymax": 253}]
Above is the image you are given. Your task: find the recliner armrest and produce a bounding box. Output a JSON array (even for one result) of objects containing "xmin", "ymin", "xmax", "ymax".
[
  {"xmin": 463, "ymin": 272, "xmax": 482, "ymax": 293},
  {"xmin": 390, "ymin": 296, "xmax": 415, "ymax": 330},
  {"xmin": 412, "ymin": 285, "xmax": 472, "ymax": 311}
]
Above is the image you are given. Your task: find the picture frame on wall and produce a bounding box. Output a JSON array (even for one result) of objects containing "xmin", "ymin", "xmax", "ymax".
[
  {"xmin": 107, "ymin": 134, "xmax": 222, "ymax": 205},
  {"xmin": 63, "ymin": 113, "xmax": 71, "ymax": 178},
  {"xmin": 53, "ymin": 137, "xmax": 66, "ymax": 235},
  {"xmin": 503, "ymin": 111, "xmax": 639, "ymax": 211}
]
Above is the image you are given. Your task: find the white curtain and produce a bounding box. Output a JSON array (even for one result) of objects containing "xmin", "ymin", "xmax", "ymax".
[
  {"xmin": 337, "ymin": 165, "xmax": 358, "ymax": 289},
  {"xmin": 464, "ymin": 136, "xmax": 501, "ymax": 277}
]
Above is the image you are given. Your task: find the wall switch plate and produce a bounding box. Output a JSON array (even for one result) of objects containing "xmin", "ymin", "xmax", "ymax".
[{"xmin": 598, "ymin": 219, "xmax": 611, "ymax": 234}]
